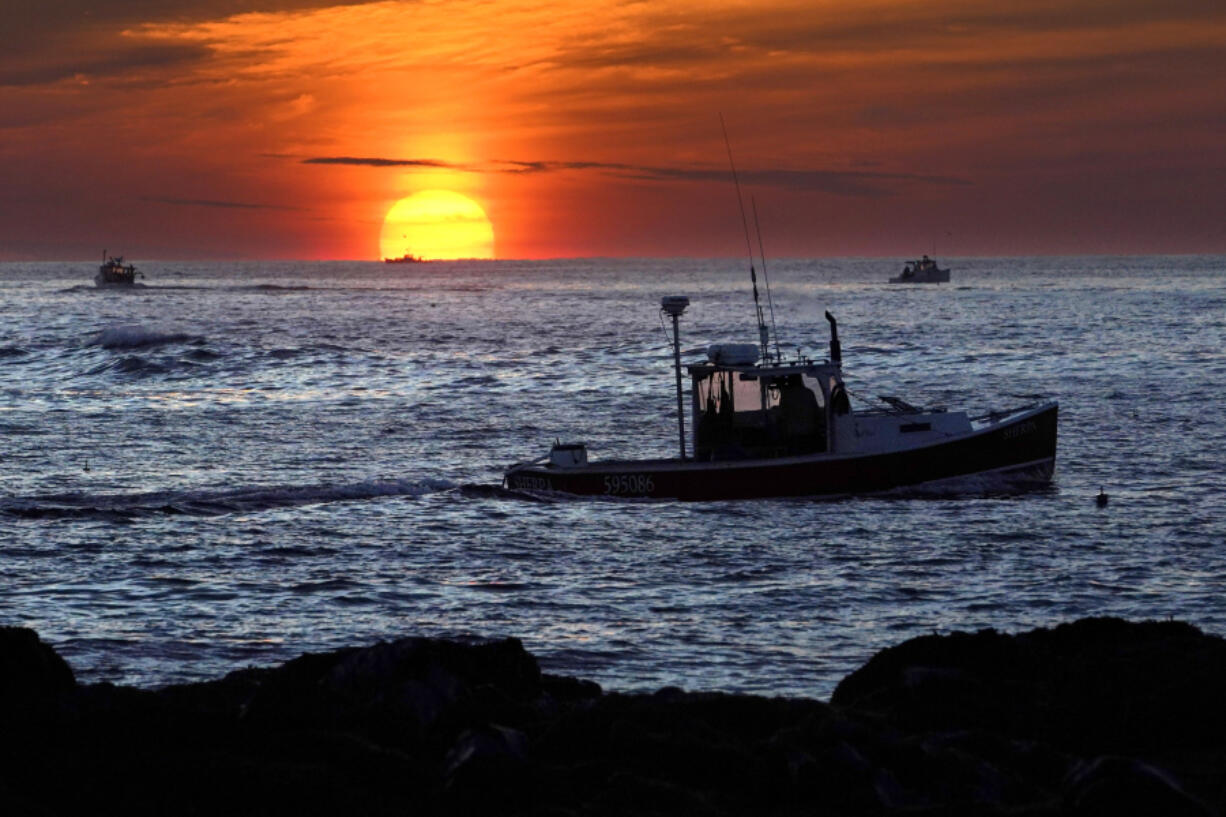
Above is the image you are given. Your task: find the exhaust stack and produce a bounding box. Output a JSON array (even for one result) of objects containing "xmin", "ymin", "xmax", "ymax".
[{"xmin": 825, "ymin": 311, "xmax": 842, "ymax": 365}]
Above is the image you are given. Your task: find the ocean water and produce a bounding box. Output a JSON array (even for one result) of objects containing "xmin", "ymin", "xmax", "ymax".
[{"xmin": 1, "ymin": 256, "xmax": 1223, "ymax": 698}]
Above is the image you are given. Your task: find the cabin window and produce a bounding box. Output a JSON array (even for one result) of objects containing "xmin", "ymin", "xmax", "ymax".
[
  {"xmin": 771, "ymin": 374, "xmax": 824, "ymax": 453},
  {"xmin": 801, "ymin": 375, "xmax": 826, "ymax": 409},
  {"xmin": 694, "ymin": 371, "xmax": 773, "ymax": 419},
  {"xmin": 828, "ymin": 375, "xmax": 850, "ymax": 415},
  {"xmin": 693, "ymin": 370, "xmax": 827, "ymax": 460}
]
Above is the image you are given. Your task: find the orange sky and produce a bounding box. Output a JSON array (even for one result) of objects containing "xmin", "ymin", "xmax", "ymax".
[{"xmin": 2, "ymin": 0, "xmax": 1224, "ymax": 260}]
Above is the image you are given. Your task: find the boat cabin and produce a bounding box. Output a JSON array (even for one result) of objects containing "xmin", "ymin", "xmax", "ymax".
[
  {"xmin": 687, "ymin": 342, "xmax": 974, "ymax": 462},
  {"xmin": 96, "ymin": 254, "xmax": 141, "ymax": 286},
  {"xmin": 688, "ymin": 346, "xmax": 846, "ymax": 461}
]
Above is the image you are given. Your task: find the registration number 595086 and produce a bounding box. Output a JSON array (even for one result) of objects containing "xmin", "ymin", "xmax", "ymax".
[{"xmin": 603, "ymin": 474, "xmax": 655, "ymax": 495}]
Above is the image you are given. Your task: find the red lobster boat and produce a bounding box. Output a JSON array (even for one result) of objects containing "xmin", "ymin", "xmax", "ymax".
[{"xmin": 505, "ymin": 302, "xmax": 1056, "ymax": 501}]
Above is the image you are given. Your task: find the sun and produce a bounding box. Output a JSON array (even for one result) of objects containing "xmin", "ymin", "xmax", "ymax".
[{"xmin": 379, "ymin": 190, "xmax": 495, "ymax": 261}]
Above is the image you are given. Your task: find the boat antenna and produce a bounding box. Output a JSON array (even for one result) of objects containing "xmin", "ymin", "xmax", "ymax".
[
  {"xmin": 660, "ymin": 296, "xmax": 691, "ymax": 460},
  {"xmin": 751, "ymin": 196, "xmax": 781, "ymax": 362},
  {"xmin": 719, "ymin": 113, "xmax": 771, "ymax": 363}
]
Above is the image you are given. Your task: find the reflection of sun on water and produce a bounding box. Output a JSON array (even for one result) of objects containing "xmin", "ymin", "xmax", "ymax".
[{"xmin": 379, "ymin": 190, "xmax": 495, "ymax": 260}]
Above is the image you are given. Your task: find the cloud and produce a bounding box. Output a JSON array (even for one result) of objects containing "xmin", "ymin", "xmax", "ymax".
[
  {"xmin": 3, "ymin": 0, "xmax": 381, "ymax": 34},
  {"xmin": 142, "ymin": 196, "xmax": 305, "ymax": 211},
  {"xmin": 301, "ymin": 155, "xmax": 970, "ymax": 196},
  {"xmin": 0, "ymin": 0, "xmax": 382, "ymax": 87},
  {"xmin": 544, "ymin": 0, "xmax": 1226, "ymax": 71},
  {"xmin": 0, "ymin": 42, "xmax": 212, "ymax": 87},
  {"xmin": 302, "ymin": 156, "xmax": 455, "ymax": 168}
]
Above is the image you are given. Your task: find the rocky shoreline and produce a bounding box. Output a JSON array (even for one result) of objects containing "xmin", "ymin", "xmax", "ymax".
[{"xmin": 2, "ymin": 617, "xmax": 1223, "ymax": 815}]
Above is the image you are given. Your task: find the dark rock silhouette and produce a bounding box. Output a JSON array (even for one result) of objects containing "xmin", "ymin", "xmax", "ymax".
[
  {"xmin": 1, "ymin": 619, "xmax": 1222, "ymax": 815},
  {"xmin": 0, "ymin": 626, "xmax": 74, "ymax": 698},
  {"xmin": 832, "ymin": 617, "xmax": 1226, "ymax": 756}
]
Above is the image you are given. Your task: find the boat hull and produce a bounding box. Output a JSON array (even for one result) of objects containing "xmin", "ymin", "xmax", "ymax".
[
  {"xmin": 889, "ymin": 269, "xmax": 950, "ymax": 284},
  {"xmin": 505, "ymin": 402, "xmax": 1057, "ymax": 501},
  {"xmin": 95, "ymin": 274, "xmax": 137, "ymax": 286}
]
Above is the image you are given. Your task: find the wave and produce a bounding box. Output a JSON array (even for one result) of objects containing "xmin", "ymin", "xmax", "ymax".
[
  {"xmin": 90, "ymin": 324, "xmax": 198, "ymax": 350},
  {"xmin": 0, "ymin": 478, "xmax": 453, "ymax": 521},
  {"xmin": 0, "ymin": 422, "xmax": 40, "ymax": 435},
  {"xmin": 0, "ymin": 345, "xmax": 28, "ymax": 359},
  {"xmin": 86, "ymin": 355, "xmax": 171, "ymax": 377},
  {"xmin": 186, "ymin": 349, "xmax": 222, "ymax": 362},
  {"xmin": 429, "ymin": 374, "xmax": 500, "ymax": 390},
  {"xmin": 867, "ymin": 465, "xmax": 1058, "ymax": 500}
]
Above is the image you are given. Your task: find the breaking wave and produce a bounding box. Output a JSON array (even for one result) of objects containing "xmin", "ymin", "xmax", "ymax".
[{"xmin": 90, "ymin": 325, "xmax": 198, "ymax": 350}]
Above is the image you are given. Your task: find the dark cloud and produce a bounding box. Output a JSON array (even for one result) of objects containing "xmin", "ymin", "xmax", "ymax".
[
  {"xmin": 629, "ymin": 166, "xmax": 970, "ymax": 197},
  {"xmin": 0, "ymin": 0, "xmax": 382, "ymax": 86},
  {"xmin": 1, "ymin": 42, "xmax": 211, "ymax": 87},
  {"xmin": 301, "ymin": 155, "xmax": 970, "ymax": 197},
  {"xmin": 302, "ymin": 156, "xmax": 455, "ymax": 169},
  {"xmin": 4, "ymin": 0, "xmax": 380, "ymax": 34},
  {"xmin": 496, "ymin": 160, "xmax": 637, "ymax": 174},
  {"xmin": 142, "ymin": 196, "xmax": 304, "ymax": 211},
  {"xmin": 543, "ymin": 0, "xmax": 1226, "ymax": 75}
]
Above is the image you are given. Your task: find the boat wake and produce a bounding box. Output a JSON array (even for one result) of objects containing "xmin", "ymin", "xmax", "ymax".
[
  {"xmin": 458, "ymin": 483, "xmax": 559, "ymax": 502},
  {"xmin": 0, "ymin": 478, "xmax": 453, "ymax": 520},
  {"xmin": 66, "ymin": 284, "xmax": 230, "ymax": 293}
]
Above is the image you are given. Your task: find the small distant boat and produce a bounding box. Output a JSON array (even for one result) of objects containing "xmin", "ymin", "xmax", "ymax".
[
  {"xmin": 95, "ymin": 251, "xmax": 142, "ymax": 286},
  {"xmin": 383, "ymin": 254, "xmax": 426, "ymax": 264},
  {"xmin": 889, "ymin": 255, "xmax": 950, "ymax": 284}
]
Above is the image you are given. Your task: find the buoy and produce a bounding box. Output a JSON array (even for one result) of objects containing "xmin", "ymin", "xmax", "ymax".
[{"xmin": 1095, "ymin": 487, "xmax": 1108, "ymax": 507}]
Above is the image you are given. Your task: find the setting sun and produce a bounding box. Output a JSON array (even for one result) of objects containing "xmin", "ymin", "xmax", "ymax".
[{"xmin": 379, "ymin": 191, "xmax": 495, "ymax": 261}]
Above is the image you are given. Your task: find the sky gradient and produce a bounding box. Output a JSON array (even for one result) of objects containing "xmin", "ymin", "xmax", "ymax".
[{"xmin": 3, "ymin": 0, "xmax": 1225, "ymax": 260}]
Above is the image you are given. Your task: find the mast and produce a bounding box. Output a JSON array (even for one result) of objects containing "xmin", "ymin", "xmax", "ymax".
[
  {"xmin": 719, "ymin": 114, "xmax": 771, "ymax": 363},
  {"xmin": 751, "ymin": 197, "xmax": 781, "ymax": 363}
]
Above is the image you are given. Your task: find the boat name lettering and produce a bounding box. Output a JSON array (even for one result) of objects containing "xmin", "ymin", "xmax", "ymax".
[
  {"xmin": 512, "ymin": 475, "xmax": 552, "ymax": 492},
  {"xmin": 1003, "ymin": 420, "xmax": 1037, "ymax": 439},
  {"xmin": 604, "ymin": 474, "xmax": 655, "ymax": 495}
]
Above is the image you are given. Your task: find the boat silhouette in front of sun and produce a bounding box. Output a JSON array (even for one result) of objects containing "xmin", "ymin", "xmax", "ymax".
[{"xmin": 504, "ymin": 301, "xmax": 1057, "ymax": 501}]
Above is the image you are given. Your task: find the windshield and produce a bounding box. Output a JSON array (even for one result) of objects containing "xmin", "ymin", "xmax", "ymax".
[{"xmin": 693, "ymin": 370, "xmax": 827, "ymax": 459}]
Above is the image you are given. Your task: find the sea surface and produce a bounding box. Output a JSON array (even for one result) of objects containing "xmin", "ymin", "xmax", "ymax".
[{"xmin": 2, "ymin": 256, "xmax": 1223, "ymax": 698}]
